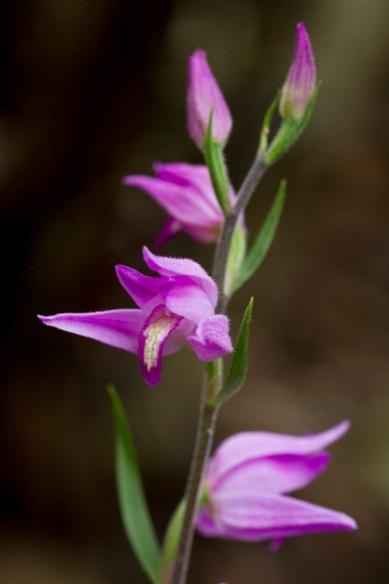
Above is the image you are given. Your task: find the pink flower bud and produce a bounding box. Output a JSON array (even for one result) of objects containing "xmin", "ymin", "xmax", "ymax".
[
  {"xmin": 187, "ymin": 50, "xmax": 232, "ymax": 149},
  {"xmin": 279, "ymin": 22, "xmax": 316, "ymax": 121}
]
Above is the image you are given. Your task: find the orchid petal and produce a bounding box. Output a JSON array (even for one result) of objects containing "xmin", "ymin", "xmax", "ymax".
[
  {"xmin": 197, "ymin": 492, "xmax": 356, "ymax": 542},
  {"xmin": 115, "ymin": 265, "xmax": 163, "ymax": 307},
  {"xmin": 38, "ymin": 309, "xmax": 143, "ymax": 353},
  {"xmin": 165, "ymin": 281, "xmax": 214, "ymax": 324},
  {"xmin": 152, "ymin": 162, "xmax": 221, "ymax": 213},
  {"xmin": 212, "ymin": 452, "xmax": 330, "ymax": 495},
  {"xmin": 188, "ymin": 315, "xmax": 233, "ymax": 361},
  {"xmin": 280, "ymin": 22, "xmax": 316, "ymax": 121},
  {"xmin": 123, "ymin": 175, "xmax": 220, "ymax": 226},
  {"xmin": 187, "ymin": 50, "xmax": 232, "ymax": 149},
  {"xmin": 143, "ymin": 247, "xmax": 218, "ymax": 307},
  {"xmin": 155, "ymin": 217, "xmax": 183, "ymax": 247},
  {"xmin": 208, "ymin": 421, "xmax": 350, "ymax": 485},
  {"xmin": 138, "ymin": 305, "xmax": 182, "ymax": 387}
]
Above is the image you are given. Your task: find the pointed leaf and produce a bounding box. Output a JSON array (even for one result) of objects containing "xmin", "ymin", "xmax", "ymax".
[
  {"xmin": 233, "ymin": 180, "xmax": 286, "ymax": 292},
  {"xmin": 258, "ymin": 92, "xmax": 280, "ymax": 155},
  {"xmin": 108, "ymin": 385, "xmax": 161, "ymax": 584},
  {"xmin": 216, "ymin": 298, "xmax": 254, "ymax": 405},
  {"xmin": 161, "ymin": 500, "xmax": 186, "ymax": 584},
  {"xmin": 204, "ymin": 113, "xmax": 230, "ymax": 213},
  {"xmin": 161, "ymin": 486, "xmax": 209, "ymax": 583},
  {"xmin": 224, "ymin": 223, "xmax": 247, "ymax": 297}
]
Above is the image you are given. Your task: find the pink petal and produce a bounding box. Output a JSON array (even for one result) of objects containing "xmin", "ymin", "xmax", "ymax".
[
  {"xmin": 280, "ymin": 22, "xmax": 316, "ymax": 120},
  {"xmin": 38, "ymin": 309, "xmax": 144, "ymax": 353},
  {"xmin": 155, "ymin": 217, "xmax": 183, "ymax": 247},
  {"xmin": 208, "ymin": 421, "xmax": 350, "ymax": 486},
  {"xmin": 143, "ymin": 246, "xmax": 218, "ymax": 307},
  {"xmin": 197, "ymin": 492, "xmax": 356, "ymax": 542},
  {"xmin": 115, "ymin": 265, "xmax": 163, "ymax": 307},
  {"xmin": 211, "ymin": 452, "xmax": 330, "ymax": 495},
  {"xmin": 153, "ymin": 161, "xmax": 237, "ymax": 218},
  {"xmin": 138, "ymin": 304, "xmax": 182, "ymax": 387},
  {"xmin": 187, "ymin": 50, "xmax": 232, "ymax": 149},
  {"xmin": 123, "ymin": 175, "xmax": 220, "ymax": 226},
  {"xmin": 188, "ymin": 315, "xmax": 233, "ymax": 361},
  {"xmin": 165, "ymin": 281, "xmax": 214, "ymax": 324},
  {"xmin": 153, "ymin": 162, "xmax": 221, "ymax": 214}
]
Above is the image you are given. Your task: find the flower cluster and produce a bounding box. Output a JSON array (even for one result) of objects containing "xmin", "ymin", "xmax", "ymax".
[{"xmin": 38, "ymin": 20, "xmax": 356, "ymax": 583}]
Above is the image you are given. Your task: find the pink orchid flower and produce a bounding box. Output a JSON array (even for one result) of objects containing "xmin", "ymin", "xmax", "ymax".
[
  {"xmin": 123, "ymin": 162, "xmax": 235, "ymax": 246},
  {"xmin": 38, "ymin": 247, "xmax": 232, "ymax": 386},
  {"xmin": 280, "ymin": 22, "xmax": 317, "ymax": 121},
  {"xmin": 197, "ymin": 421, "xmax": 357, "ymax": 543},
  {"xmin": 187, "ymin": 49, "xmax": 232, "ymax": 149}
]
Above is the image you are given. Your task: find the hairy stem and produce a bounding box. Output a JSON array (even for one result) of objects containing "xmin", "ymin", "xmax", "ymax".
[{"xmin": 169, "ymin": 153, "xmax": 267, "ymax": 584}]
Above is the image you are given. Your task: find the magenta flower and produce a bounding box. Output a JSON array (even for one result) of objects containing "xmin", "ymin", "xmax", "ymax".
[
  {"xmin": 38, "ymin": 247, "xmax": 232, "ymax": 387},
  {"xmin": 123, "ymin": 162, "xmax": 234, "ymax": 245},
  {"xmin": 197, "ymin": 421, "xmax": 356, "ymax": 543},
  {"xmin": 279, "ymin": 22, "xmax": 316, "ymax": 121},
  {"xmin": 187, "ymin": 50, "xmax": 232, "ymax": 149}
]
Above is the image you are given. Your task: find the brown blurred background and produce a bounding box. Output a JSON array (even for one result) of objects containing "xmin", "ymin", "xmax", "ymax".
[{"xmin": 1, "ymin": 0, "xmax": 389, "ymax": 582}]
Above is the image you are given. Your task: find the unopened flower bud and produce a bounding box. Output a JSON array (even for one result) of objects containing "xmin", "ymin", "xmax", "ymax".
[
  {"xmin": 187, "ymin": 50, "xmax": 232, "ymax": 149},
  {"xmin": 279, "ymin": 22, "xmax": 316, "ymax": 121}
]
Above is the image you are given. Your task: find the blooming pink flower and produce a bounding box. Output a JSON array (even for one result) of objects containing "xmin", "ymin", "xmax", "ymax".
[
  {"xmin": 279, "ymin": 22, "xmax": 316, "ymax": 121},
  {"xmin": 187, "ymin": 50, "xmax": 232, "ymax": 149},
  {"xmin": 38, "ymin": 247, "xmax": 232, "ymax": 387},
  {"xmin": 197, "ymin": 421, "xmax": 356, "ymax": 543},
  {"xmin": 123, "ymin": 162, "xmax": 234, "ymax": 245}
]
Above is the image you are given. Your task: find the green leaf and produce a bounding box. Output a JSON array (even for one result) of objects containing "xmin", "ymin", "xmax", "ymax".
[
  {"xmin": 204, "ymin": 113, "xmax": 230, "ymax": 213},
  {"xmin": 216, "ymin": 297, "xmax": 254, "ymax": 406},
  {"xmin": 108, "ymin": 385, "xmax": 161, "ymax": 584},
  {"xmin": 224, "ymin": 223, "xmax": 247, "ymax": 297},
  {"xmin": 265, "ymin": 86, "xmax": 319, "ymax": 166},
  {"xmin": 258, "ymin": 92, "xmax": 280, "ymax": 155},
  {"xmin": 233, "ymin": 180, "xmax": 286, "ymax": 292},
  {"xmin": 161, "ymin": 500, "xmax": 186, "ymax": 584},
  {"xmin": 161, "ymin": 487, "xmax": 209, "ymax": 583}
]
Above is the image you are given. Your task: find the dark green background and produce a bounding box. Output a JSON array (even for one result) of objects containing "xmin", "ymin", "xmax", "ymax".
[{"xmin": 1, "ymin": 0, "xmax": 388, "ymax": 582}]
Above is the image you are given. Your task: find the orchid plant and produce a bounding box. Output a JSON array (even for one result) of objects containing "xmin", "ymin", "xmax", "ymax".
[{"xmin": 38, "ymin": 23, "xmax": 356, "ymax": 584}]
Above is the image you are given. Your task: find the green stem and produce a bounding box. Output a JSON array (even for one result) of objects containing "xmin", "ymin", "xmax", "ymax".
[
  {"xmin": 169, "ymin": 152, "xmax": 268, "ymax": 584},
  {"xmin": 212, "ymin": 154, "xmax": 267, "ymax": 312},
  {"xmin": 169, "ymin": 380, "xmax": 219, "ymax": 584}
]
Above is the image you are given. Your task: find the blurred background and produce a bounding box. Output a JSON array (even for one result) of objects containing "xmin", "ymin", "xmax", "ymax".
[{"xmin": 1, "ymin": 0, "xmax": 389, "ymax": 582}]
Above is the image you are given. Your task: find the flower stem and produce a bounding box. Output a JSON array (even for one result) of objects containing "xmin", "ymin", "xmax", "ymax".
[
  {"xmin": 213, "ymin": 154, "xmax": 267, "ymax": 312},
  {"xmin": 169, "ymin": 153, "xmax": 267, "ymax": 584}
]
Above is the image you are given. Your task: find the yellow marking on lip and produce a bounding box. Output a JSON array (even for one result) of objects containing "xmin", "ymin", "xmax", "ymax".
[{"xmin": 143, "ymin": 313, "xmax": 179, "ymax": 371}]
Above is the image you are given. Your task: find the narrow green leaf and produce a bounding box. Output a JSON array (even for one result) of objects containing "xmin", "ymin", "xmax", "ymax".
[
  {"xmin": 233, "ymin": 180, "xmax": 286, "ymax": 292},
  {"xmin": 216, "ymin": 298, "xmax": 254, "ymax": 406},
  {"xmin": 108, "ymin": 385, "xmax": 161, "ymax": 584},
  {"xmin": 161, "ymin": 486, "xmax": 209, "ymax": 583},
  {"xmin": 204, "ymin": 114, "xmax": 230, "ymax": 213},
  {"xmin": 258, "ymin": 92, "xmax": 280, "ymax": 155},
  {"xmin": 224, "ymin": 223, "xmax": 247, "ymax": 298},
  {"xmin": 161, "ymin": 500, "xmax": 186, "ymax": 584}
]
